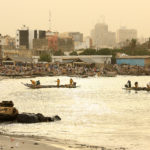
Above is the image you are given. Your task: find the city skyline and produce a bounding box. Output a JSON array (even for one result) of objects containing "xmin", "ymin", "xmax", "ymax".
[{"xmin": 0, "ymin": 0, "xmax": 150, "ymax": 38}]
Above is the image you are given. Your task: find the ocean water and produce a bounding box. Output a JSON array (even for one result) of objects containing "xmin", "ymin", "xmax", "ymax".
[{"xmin": 0, "ymin": 76, "xmax": 150, "ymax": 149}]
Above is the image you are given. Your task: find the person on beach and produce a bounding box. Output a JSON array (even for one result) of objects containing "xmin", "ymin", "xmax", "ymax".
[{"xmin": 57, "ymin": 79, "xmax": 60, "ymax": 87}]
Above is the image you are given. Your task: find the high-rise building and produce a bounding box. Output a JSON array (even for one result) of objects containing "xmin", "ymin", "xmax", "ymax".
[
  {"xmin": 59, "ymin": 32, "xmax": 83, "ymax": 42},
  {"xmin": 16, "ymin": 25, "xmax": 29, "ymax": 49},
  {"xmin": 33, "ymin": 31, "xmax": 74, "ymax": 52},
  {"xmin": 0, "ymin": 34, "xmax": 15, "ymax": 50},
  {"xmin": 33, "ymin": 32, "xmax": 58, "ymax": 51},
  {"xmin": 116, "ymin": 27, "xmax": 137, "ymax": 43},
  {"xmin": 16, "ymin": 25, "xmax": 46, "ymax": 49},
  {"xmin": 68, "ymin": 32, "xmax": 83, "ymax": 42},
  {"xmin": 91, "ymin": 23, "xmax": 116, "ymax": 49},
  {"xmin": 74, "ymin": 37, "xmax": 92, "ymax": 50}
]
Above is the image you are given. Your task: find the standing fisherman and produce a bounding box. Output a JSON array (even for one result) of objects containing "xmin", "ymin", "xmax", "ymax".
[
  {"xmin": 30, "ymin": 80, "xmax": 36, "ymax": 86},
  {"xmin": 125, "ymin": 80, "xmax": 131, "ymax": 88},
  {"xmin": 70, "ymin": 78, "xmax": 73, "ymax": 86},
  {"xmin": 57, "ymin": 79, "xmax": 60, "ymax": 87},
  {"xmin": 134, "ymin": 82, "xmax": 138, "ymax": 88}
]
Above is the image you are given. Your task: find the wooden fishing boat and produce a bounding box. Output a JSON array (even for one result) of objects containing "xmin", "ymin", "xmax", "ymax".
[
  {"xmin": 123, "ymin": 87, "xmax": 150, "ymax": 91},
  {"xmin": 101, "ymin": 74, "xmax": 116, "ymax": 77},
  {"xmin": 23, "ymin": 83, "xmax": 77, "ymax": 89}
]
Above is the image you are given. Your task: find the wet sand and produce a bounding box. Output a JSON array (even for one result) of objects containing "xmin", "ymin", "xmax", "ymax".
[
  {"xmin": 0, "ymin": 135, "xmax": 64, "ymax": 150},
  {"xmin": 0, "ymin": 134, "xmax": 129, "ymax": 150}
]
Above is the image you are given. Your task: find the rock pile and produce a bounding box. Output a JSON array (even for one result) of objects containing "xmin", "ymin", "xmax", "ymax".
[
  {"xmin": 0, "ymin": 101, "xmax": 61, "ymax": 123},
  {"xmin": 17, "ymin": 113, "xmax": 61, "ymax": 123}
]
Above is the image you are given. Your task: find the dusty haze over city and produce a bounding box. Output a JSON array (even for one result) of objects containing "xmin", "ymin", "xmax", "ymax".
[{"xmin": 0, "ymin": 0, "xmax": 150, "ymax": 37}]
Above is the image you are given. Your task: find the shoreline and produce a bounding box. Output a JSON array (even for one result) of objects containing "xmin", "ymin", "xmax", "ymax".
[
  {"xmin": 0, "ymin": 74, "xmax": 150, "ymax": 80},
  {"xmin": 0, "ymin": 133, "xmax": 65, "ymax": 150},
  {"xmin": 0, "ymin": 132, "xmax": 128, "ymax": 150}
]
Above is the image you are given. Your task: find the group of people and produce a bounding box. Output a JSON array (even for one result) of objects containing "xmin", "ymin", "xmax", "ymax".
[
  {"xmin": 30, "ymin": 78, "xmax": 75, "ymax": 87},
  {"xmin": 57, "ymin": 78, "xmax": 75, "ymax": 87},
  {"xmin": 30, "ymin": 80, "xmax": 40, "ymax": 86},
  {"xmin": 125, "ymin": 80, "xmax": 138, "ymax": 88},
  {"xmin": 125, "ymin": 80, "xmax": 150, "ymax": 89}
]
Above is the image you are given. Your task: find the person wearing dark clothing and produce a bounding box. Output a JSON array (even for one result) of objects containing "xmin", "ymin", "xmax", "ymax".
[
  {"xmin": 135, "ymin": 82, "xmax": 138, "ymax": 88},
  {"xmin": 128, "ymin": 80, "xmax": 131, "ymax": 88},
  {"xmin": 36, "ymin": 80, "xmax": 40, "ymax": 86},
  {"xmin": 125, "ymin": 80, "xmax": 131, "ymax": 88}
]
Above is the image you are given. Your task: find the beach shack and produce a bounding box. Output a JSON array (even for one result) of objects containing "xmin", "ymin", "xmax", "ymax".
[
  {"xmin": 2, "ymin": 57, "xmax": 15, "ymax": 66},
  {"xmin": 52, "ymin": 55, "xmax": 112, "ymax": 64},
  {"xmin": 2, "ymin": 56, "xmax": 33, "ymax": 66},
  {"xmin": 116, "ymin": 56, "xmax": 150, "ymax": 67},
  {"xmin": 73, "ymin": 58, "xmax": 95, "ymax": 67}
]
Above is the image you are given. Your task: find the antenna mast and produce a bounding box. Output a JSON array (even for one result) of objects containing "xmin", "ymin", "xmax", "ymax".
[{"xmin": 49, "ymin": 10, "xmax": 52, "ymax": 31}]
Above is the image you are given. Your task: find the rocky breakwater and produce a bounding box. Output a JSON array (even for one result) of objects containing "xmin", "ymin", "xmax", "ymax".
[
  {"xmin": 0, "ymin": 101, "xmax": 61, "ymax": 123},
  {"xmin": 17, "ymin": 113, "xmax": 61, "ymax": 123}
]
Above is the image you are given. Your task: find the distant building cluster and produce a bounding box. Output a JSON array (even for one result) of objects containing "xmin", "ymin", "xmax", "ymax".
[
  {"xmin": 15, "ymin": 25, "xmax": 74, "ymax": 52},
  {"xmin": 91, "ymin": 23, "xmax": 116, "ymax": 49},
  {"xmin": 0, "ymin": 34, "xmax": 15, "ymax": 50},
  {"xmin": 16, "ymin": 25, "xmax": 46, "ymax": 49},
  {"xmin": 116, "ymin": 27, "xmax": 137, "ymax": 43},
  {"xmin": 91, "ymin": 23, "xmax": 137, "ymax": 49},
  {"xmin": 0, "ymin": 25, "xmax": 94, "ymax": 59},
  {"xmin": 0, "ymin": 23, "xmax": 139, "ymax": 60}
]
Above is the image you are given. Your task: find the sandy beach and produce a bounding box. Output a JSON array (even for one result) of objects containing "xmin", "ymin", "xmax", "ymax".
[{"xmin": 0, "ymin": 135, "xmax": 64, "ymax": 150}]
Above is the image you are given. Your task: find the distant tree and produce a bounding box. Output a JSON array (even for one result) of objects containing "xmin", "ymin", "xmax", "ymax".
[
  {"xmin": 69, "ymin": 51, "xmax": 78, "ymax": 56},
  {"xmin": 39, "ymin": 53, "xmax": 52, "ymax": 62},
  {"xmin": 79, "ymin": 49, "xmax": 97, "ymax": 55},
  {"xmin": 130, "ymin": 39, "xmax": 137, "ymax": 49},
  {"xmin": 96, "ymin": 48, "xmax": 112, "ymax": 55},
  {"xmin": 148, "ymin": 38, "xmax": 150, "ymax": 49}
]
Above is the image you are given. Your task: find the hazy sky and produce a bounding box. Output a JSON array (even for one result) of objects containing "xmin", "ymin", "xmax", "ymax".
[{"xmin": 0, "ymin": 0, "xmax": 150, "ymax": 38}]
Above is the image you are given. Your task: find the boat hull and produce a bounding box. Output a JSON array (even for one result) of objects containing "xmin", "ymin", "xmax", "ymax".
[
  {"xmin": 23, "ymin": 83, "xmax": 77, "ymax": 89},
  {"xmin": 123, "ymin": 87, "xmax": 150, "ymax": 91}
]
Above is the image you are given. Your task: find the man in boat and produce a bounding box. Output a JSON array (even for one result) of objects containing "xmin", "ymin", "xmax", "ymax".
[
  {"xmin": 125, "ymin": 80, "xmax": 131, "ymax": 88},
  {"xmin": 134, "ymin": 82, "xmax": 138, "ymax": 88},
  {"xmin": 70, "ymin": 78, "xmax": 73, "ymax": 86},
  {"xmin": 36, "ymin": 80, "xmax": 40, "ymax": 86},
  {"xmin": 147, "ymin": 82, "xmax": 150, "ymax": 88},
  {"xmin": 57, "ymin": 79, "xmax": 60, "ymax": 87},
  {"xmin": 30, "ymin": 80, "xmax": 36, "ymax": 86}
]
